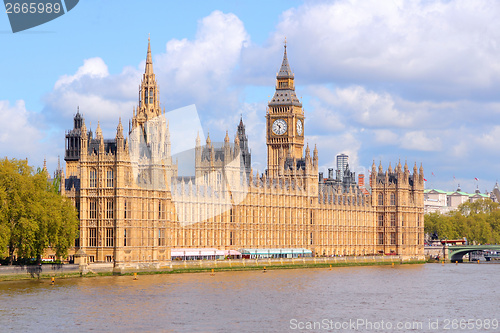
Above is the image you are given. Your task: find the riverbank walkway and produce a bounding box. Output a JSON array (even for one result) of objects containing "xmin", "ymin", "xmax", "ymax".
[{"xmin": 0, "ymin": 255, "xmax": 425, "ymax": 281}]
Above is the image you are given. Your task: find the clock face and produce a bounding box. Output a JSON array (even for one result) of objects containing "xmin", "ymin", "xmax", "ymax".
[
  {"xmin": 272, "ymin": 119, "xmax": 287, "ymax": 135},
  {"xmin": 296, "ymin": 119, "xmax": 303, "ymax": 136}
]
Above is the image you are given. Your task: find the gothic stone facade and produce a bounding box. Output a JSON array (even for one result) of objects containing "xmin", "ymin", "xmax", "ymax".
[{"xmin": 63, "ymin": 40, "xmax": 425, "ymax": 267}]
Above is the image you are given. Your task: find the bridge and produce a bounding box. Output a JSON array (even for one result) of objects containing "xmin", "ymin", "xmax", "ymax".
[{"xmin": 448, "ymin": 245, "xmax": 500, "ymax": 262}]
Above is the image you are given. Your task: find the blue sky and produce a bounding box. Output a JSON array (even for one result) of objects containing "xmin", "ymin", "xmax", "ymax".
[{"xmin": 2, "ymin": 0, "xmax": 500, "ymax": 193}]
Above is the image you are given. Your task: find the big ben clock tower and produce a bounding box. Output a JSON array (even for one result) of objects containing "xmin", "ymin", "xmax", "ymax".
[{"xmin": 266, "ymin": 41, "xmax": 304, "ymax": 178}]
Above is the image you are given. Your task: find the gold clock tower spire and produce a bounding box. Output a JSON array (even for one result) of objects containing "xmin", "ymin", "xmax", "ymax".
[
  {"xmin": 131, "ymin": 36, "xmax": 161, "ymax": 133},
  {"xmin": 266, "ymin": 41, "xmax": 304, "ymax": 178}
]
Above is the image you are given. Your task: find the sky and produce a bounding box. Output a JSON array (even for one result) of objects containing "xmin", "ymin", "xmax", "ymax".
[{"xmin": 2, "ymin": 0, "xmax": 500, "ymax": 193}]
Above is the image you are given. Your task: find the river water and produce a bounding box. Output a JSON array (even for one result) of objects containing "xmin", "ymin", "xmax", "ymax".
[{"xmin": 0, "ymin": 263, "xmax": 499, "ymax": 332}]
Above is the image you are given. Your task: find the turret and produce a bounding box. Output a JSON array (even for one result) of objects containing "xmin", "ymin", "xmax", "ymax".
[
  {"xmin": 419, "ymin": 163, "xmax": 424, "ymax": 184},
  {"xmin": 206, "ymin": 132, "xmax": 212, "ymax": 148},
  {"xmin": 131, "ymin": 37, "xmax": 161, "ymax": 133},
  {"xmin": 313, "ymin": 144, "xmax": 318, "ymax": 167},
  {"xmin": 96, "ymin": 121, "xmax": 104, "ymax": 153},
  {"xmin": 195, "ymin": 131, "xmax": 201, "ymax": 148},
  {"xmin": 80, "ymin": 120, "xmax": 88, "ymax": 152},
  {"xmin": 65, "ymin": 108, "xmax": 85, "ymax": 162}
]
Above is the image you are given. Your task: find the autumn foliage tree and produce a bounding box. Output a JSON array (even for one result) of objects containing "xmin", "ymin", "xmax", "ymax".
[
  {"xmin": 425, "ymin": 199, "xmax": 500, "ymax": 245},
  {"xmin": 0, "ymin": 158, "xmax": 79, "ymax": 264}
]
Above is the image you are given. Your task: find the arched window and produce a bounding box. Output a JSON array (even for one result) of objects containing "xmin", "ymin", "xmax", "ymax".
[
  {"xmin": 378, "ymin": 193, "xmax": 383, "ymax": 206},
  {"xmin": 89, "ymin": 199, "xmax": 97, "ymax": 219},
  {"xmin": 124, "ymin": 200, "xmax": 128, "ymax": 219},
  {"xmin": 106, "ymin": 168, "xmax": 114, "ymax": 187},
  {"xmin": 390, "ymin": 193, "xmax": 396, "ymax": 205},
  {"xmin": 89, "ymin": 168, "xmax": 97, "ymax": 188},
  {"xmin": 216, "ymin": 172, "xmax": 222, "ymax": 186},
  {"xmin": 390, "ymin": 232, "xmax": 396, "ymax": 245},
  {"xmin": 378, "ymin": 232, "xmax": 384, "ymax": 245},
  {"xmin": 106, "ymin": 199, "xmax": 114, "ymax": 219}
]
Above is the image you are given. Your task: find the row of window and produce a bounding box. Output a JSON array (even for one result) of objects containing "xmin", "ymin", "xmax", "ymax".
[
  {"xmin": 378, "ymin": 193, "xmax": 397, "ymax": 206},
  {"xmin": 88, "ymin": 228, "xmax": 114, "ymax": 247},
  {"xmin": 377, "ymin": 213, "xmax": 422, "ymax": 227},
  {"xmin": 90, "ymin": 228, "xmax": 422, "ymax": 248},
  {"xmin": 378, "ymin": 232, "xmax": 397, "ymax": 245},
  {"xmin": 88, "ymin": 227, "xmax": 166, "ymax": 247},
  {"xmin": 378, "ymin": 232, "xmax": 422, "ymax": 246},
  {"xmin": 378, "ymin": 213, "xmax": 397, "ymax": 227},
  {"xmin": 89, "ymin": 169, "xmax": 114, "ymax": 188},
  {"xmin": 89, "ymin": 200, "xmax": 168, "ymax": 220},
  {"xmin": 144, "ymin": 88, "xmax": 154, "ymax": 104},
  {"xmin": 89, "ymin": 199, "xmax": 114, "ymax": 219},
  {"xmin": 320, "ymin": 194, "xmax": 367, "ymax": 206}
]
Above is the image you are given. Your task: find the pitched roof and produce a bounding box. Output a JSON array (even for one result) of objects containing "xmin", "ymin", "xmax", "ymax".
[{"xmin": 277, "ymin": 44, "xmax": 293, "ymax": 79}]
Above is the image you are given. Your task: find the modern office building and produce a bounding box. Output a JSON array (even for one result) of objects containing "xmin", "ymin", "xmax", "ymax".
[{"xmin": 336, "ymin": 153, "xmax": 349, "ymax": 182}]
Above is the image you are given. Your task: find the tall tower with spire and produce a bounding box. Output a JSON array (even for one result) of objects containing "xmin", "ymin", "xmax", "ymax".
[
  {"xmin": 266, "ymin": 41, "xmax": 304, "ymax": 178},
  {"xmin": 237, "ymin": 116, "xmax": 251, "ymax": 178},
  {"xmin": 131, "ymin": 37, "xmax": 162, "ymax": 133}
]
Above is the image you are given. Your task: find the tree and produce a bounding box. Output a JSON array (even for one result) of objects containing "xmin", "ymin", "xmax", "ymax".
[
  {"xmin": 425, "ymin": 198, "xmax": 500, "ymax": 245},
  {"xmin": 458, "ymin": 199, "xmax": 499, "ymax": 216},
  {"xmin": 0, "ymin": 158, "xmax": 79, "ymax": 264},
  {"xmin": 0, "ymin": 185, "xmax": 8, "ymax": 256}
]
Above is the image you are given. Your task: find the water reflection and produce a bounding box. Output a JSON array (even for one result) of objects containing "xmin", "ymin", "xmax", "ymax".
[{"xmin": 1, "ymin": 264, "xmax": 499, "ymax": 332}]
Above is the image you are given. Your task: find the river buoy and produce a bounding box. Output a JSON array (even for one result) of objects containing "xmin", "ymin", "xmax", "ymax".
[
  {"xmin": 133, "ymin": 272, "xmax": 138, "ymax": 280},
  {"xmin": 210, "ymin": 269, "xmax": 215, "ymax": 276},
  {"xmin": 51, "ymin": 277, "xmax": 55, "ymax": 285},
  {"xmin": 392, "ymin": 262, "xmax": 394, "ymax": 267},
  {"xmin": 263, "ymin": 266, "xmax": 267, "ymax": 273},
  {"xmin": 442, "ymin": 261, "xmax": 444, "ymax": 266},
  {"xmin": 455, "ymin": 261, "xmax": 458, "ymax": 265},
  {"xmin": 329, "ymin": 264, "xmax": 332, "ymax": 271},
  {"xmin": 477, "ymin": 260, "xmax": 480, "ymax": 264}
]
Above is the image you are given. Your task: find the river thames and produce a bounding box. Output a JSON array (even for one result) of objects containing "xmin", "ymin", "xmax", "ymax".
[{"xmin": 1, "ymin": 263, "xmax": 499, "ymax": 332}]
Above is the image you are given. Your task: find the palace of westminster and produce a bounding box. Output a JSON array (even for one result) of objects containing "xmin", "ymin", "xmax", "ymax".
[{"xmin": 62, "ymin": 39, "xmax": 425, "ymax": 267}]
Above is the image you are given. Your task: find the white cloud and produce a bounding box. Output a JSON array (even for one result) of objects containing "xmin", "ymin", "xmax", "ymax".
[
  {"xmin": 400, "ymin": 131, "xmax": 442, "ymax": 151},
  {"xmin": 474, "ymin": 126, "xmax": 500, "ymax": 152},
  {"xmin": 155, "ymin": 10, "xmax": 249, "ymax": 114},
  {"xmin": 305, "ymin": 94, "xmax": 345, "ymax": 134},
  {"xmin": 309, "ymin": 131, "xmax": 362, "ymax": 173},
  {"xmin": 0, "ymin": 100, "xmax": 48, "ymax": 167},
  {"xmin": 54, "ymin": 58, "xmax": 109, "ymax": 89},
  {"xmin": 308, "ymin": 85, "xmax": 431, "ymax": 128},
  {"xmin": 44, "ymin": 59, "xmax": 140, "ymax": 136},
  {"xmin": 373, "ymin": 129, "xmax": 399, "ymax": 145},
  {"xmin": 268, "ymin": 0, "xmax": 500, "ymax": 97}
]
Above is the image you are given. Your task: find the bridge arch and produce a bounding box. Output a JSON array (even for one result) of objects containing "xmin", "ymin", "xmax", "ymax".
[{"xmin": 448, "ymin": 245, "xmax": 500, "ymax": 263}]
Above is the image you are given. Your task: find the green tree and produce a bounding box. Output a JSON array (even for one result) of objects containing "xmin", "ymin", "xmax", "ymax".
[
  {"xmin": 0, "ymin": 158, "xmax": 79, "ymax": 264},
  {"xmin": 424, "ymin": 212, "xmax": 457, "ymax": 239},
  {"xmin": 425, "ymin": 198, "xmax": 500, "ymax": 245},
  {"xmin": 458, "ymin": 199, "xmax": 499, "ymax": 216},
  {"xmin": 0, "ymin": 185, "xmax": 8, "ymax": 255}
]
